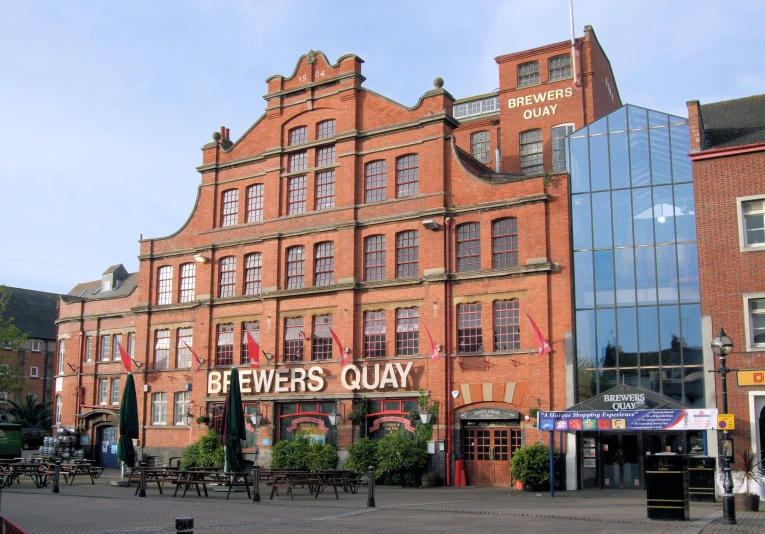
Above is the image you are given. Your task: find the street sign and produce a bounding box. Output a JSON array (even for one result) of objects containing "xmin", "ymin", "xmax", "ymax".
[
  {"xmin": 717, "ymin": 414, "xmax": 735, "ymax": 430},
  {"xmin": 737, "ymin": 370, "xmax": 765, "ymax": 386}
]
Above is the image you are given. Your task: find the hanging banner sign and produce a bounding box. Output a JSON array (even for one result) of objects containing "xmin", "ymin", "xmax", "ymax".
[
  {"xmin": 287, "ymin": 416, "xmax": 328, "ymax": 433},
  {"xmin": 538, "ymin": 409, "xmax": 717, "ymax": 432},
  {"xmin": 368, "ymin": 416, "xmax": 415, "ymax": 434}
]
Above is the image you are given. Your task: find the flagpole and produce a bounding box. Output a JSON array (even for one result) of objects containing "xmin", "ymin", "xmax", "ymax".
[{"xmin": 569, "ymin": 0, "xmax": 578, "ymax": 86}]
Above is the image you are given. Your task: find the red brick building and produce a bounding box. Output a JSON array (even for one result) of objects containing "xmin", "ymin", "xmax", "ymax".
[
  {"xmin": 56, "ymin": 26, "xmax": 621, "ymax": 486},
  {"xmin": 688, "ymin": 95, "xmax": 765, "ymax": 478}
]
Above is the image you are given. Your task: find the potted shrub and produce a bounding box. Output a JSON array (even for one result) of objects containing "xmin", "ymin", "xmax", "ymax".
[
  {"xmin": 734, "ymin": 449, "xmax": 764, "ymax": 512},
  {"xmin": 511, "ymin": 443, "xmax": 564, "ymax": 491},
  {"xmin": 421, "ymin": 472, "xmax": 439, "ymax": 488},
  {"xmin": 196, "ymin": 415, "xmax": 211, "ymax": 427}
]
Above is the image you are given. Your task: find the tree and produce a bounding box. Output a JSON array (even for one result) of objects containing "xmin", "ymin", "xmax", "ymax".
[
  {"xmin": 0, "ymin": 286, "xmax": 27, "ymax": 398},
  {"xmin": 1, "ymin": 394, "xmax": 51, "ymax": 428}
]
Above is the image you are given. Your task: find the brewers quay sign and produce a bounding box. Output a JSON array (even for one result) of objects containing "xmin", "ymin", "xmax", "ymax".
[
  {"xmin": 208, "ymin": 362, "xmax": 414, "ymax": 395},
  {"xmin": 508, "ymin": 87, "xmax": 574, "ymax": 119}
]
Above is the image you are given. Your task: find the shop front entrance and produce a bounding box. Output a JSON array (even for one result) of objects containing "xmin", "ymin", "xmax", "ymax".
[
  {"xmin": 601, "ymin": 433, "xmax": 640, "ymax": 489},
  {"xmin": 463, "ymin": 427, "xmax": 521, "ymax": 487}
]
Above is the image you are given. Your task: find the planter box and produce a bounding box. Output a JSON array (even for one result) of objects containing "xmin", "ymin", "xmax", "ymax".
[
  {"xmin": 735, "ymin": 493, "xmax": 760, "ymax": 512},
  {"xmin": 421, "ymin": 475, "xmax": 439, "ymax": 488}
]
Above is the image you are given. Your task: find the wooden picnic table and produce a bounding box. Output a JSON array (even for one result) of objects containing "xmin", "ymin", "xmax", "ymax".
[
  {"xmin": 132, "ymin": 467, "xmax": 183, "ymax": 495},
  {"xmin": 266, "ymin": 471, "xmax": 344, "ymax": 500},
  {"xmin": 5, "ymin": 463, "xmax": 53, "ymax": 488},
  {"xmin": 172, "ymin": 470, "xmax": 251, "ymax": 500},
  {"xmin": 61, "ymin": 463, "xmax": 96, "ymax": 485}
]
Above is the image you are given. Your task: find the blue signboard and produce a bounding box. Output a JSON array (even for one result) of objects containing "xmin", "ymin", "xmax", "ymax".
[{"xmin": 538, "ymin": 409, "xmax": 717, "ymax": 432}]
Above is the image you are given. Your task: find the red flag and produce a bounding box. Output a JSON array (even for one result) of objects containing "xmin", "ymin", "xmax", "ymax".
[
  {"xmin": 525, "ymin": 311, "xmax": 552, "ymax": 356},
  {"xmin": 421, "ymin": 321, "xmax": 440, "ymax": 363},
  {"xmin": 117, "ymin": 342, "xmax": 132, "ymax": 374},
  {"xmin": 245, "ymin": 329, "xmax": 260, "ymax": 369},
  {"xmin": 183, "ymin": 341, "xmax": 202, "ymax": 373},
  {"xmin": 328, "ymin": 327, "xmax": 349, "ymax": 366}
]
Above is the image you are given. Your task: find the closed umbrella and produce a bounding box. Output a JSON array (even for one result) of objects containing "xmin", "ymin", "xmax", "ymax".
[
  {"xmin": 116, "ymin": 373, "xmax": 138, "ymax": 467},
  {"xmin": 220, "ymin": 367, "xmax": 245, "ymax": 473}
]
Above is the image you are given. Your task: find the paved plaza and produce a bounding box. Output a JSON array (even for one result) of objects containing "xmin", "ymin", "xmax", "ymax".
[{"xmin": 1, "ymin": 470, "xmax": 764, "ymax": 534}]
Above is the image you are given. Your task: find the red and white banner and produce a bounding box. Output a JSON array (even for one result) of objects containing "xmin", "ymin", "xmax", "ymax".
[
  {"xmin": 368, "ymin": 416, "xmax": 415, "ymax": 434},
  {"xmin": 182, "ymin": 341, "xmax": 202, "ymax": 373},
  {"xmin": 328, "ymin": 327, "xmax": 349, "ymax": 366},
  {"xmin": 525, "ymin": 311, "xmax": 552, "ymax": 356},
  {"xmin": 116, "ymin": 342, "xmax": 131, "ymax": 374},
  {"xmin": 245, "ymin": 329, "xmax": 260, "ymax": 369},
  {"xmin": 421, "ymin": 321, "xmax": 440, "ymax": 363},
  {"xmin": 287, "ymin": 416, "xmax": 328, "ymax": 433}
]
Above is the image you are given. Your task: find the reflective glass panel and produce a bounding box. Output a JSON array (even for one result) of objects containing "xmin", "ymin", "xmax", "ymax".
[
  {"xmin": 609, "ymin": 132, "xmax": 630, "ymax": 190},
  {"xmin": 620, "ymin": 368, "xmax": 639, "ymax": 388},
  {"xmin": 648, "ymin": 110, "xmax": 668, "ymax": 128},
  {"xmin": 572, "ymin": 194, "xmax": 592, "ymax": 250},
  {"xmin": 628, "ymin": 106, "xmax": 648, "ymax": 130},
  {"xmin": 594, "ymin": 250, "xmax": 615, "ymax": 307},
  {"xmin": 677, "ymin": 243, "xmax": 700, "ymax": 303},
  {"xmin": 576, "ymin": 310, "xmax": 597, "ymax": 368},
  {"xmin": 641, "ymin": 368, "xmax": 662, "ymax": 395},
  {"xmin": 617, "ymin": 307, "xmax": 638, "ymax": 367},
  {"xmin": 592, "ymin": 192, "xmax": 613, "ymax": 248},
  {"xmin": 632, "ymin": 188, "xmax": 654, "ymax": 245},
  {"xmin": 638, "ymin": 307, "xmax": 659, "ymax": 366},
  {"xmin": 670, "ymin": 125, "xmax": 692, "ymax": 183},
  {"xmin": 589, "ymin": 116, "xmax": 607, "ymax": 135},
  {"xmin": 680, "ymin": 304, "xmax": 702, "ymax": 365},
  {"xmin": 650, "ymin": 126, "xmax": 672, "ymax": 185},
  {"xmin": 629, "ymin": 130, "xmax": 651, "ymax": 186},
  {"xmin": 590, "ymin": 134, "xmax": 610, "ymax": 191},
  {"xmin": 578, "ymin": 368, "xmax": 597, "ymax": 401},
  {"xmin": 614, "ymin": 248, "xmax": 636, "ymax": 306},
  {"xmin": 662, "ymin": 367, "xmax": 684, "ymax": 403},
  {"xmin": 574, "ymin": 251, "xmax": 595, "ymax": 308},
  {"xmin": 653, "ymin": 185, "xmax": 676, "ymax": 244},
  {"xmin": 608, "ymin": 107, "xmax": 627, "ymax": 132},
  {"xmin": 597, "ymin": 308, "xmax": 616, "ymax": 367},
  {"xmin": 612, "ymin": 190, "xmax": 634, "ymax": 247},
  {"xmin": 674, "ymin": 183, "xmax": 696, "ymax": 242},
  {"xmin": 599, "ymin": 370, "xmax": 617, "ymax": 393},
  {"xmin": 635, "ymin": 246, "xmax": 657, "ymax": 305},
  {"xmin": 656, "ymin": 244, "xmax": 679, "ymax": 304},
  {"xmin": 659, "ymin": 305, "xmax": 681, "ymax": 366},
  {"xmin": 570, "ymin": 137, "xmax": 590, "ymax": 193},
  {"xmin": 683, "ymin": 367, "xmax": 705, "ymax": 407}
]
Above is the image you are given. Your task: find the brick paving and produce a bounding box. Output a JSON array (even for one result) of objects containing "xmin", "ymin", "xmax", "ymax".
[{"xmin": 0, "ymin": 470, "xmax": 763, "ymax": 533}]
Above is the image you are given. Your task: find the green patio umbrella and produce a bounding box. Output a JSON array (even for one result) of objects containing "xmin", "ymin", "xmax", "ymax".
[
  {"xmin": 220, "ymin": 367, "xmax": 245, "ymax": 473},
  {"xmin": 116, "ymin": 373, "xmax": 138, "ymax": 467}
]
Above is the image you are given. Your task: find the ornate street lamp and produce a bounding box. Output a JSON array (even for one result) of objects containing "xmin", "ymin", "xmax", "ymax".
[
  {"xmin": 327, "ymin": 400, "xmax": 341, "ymax": 427},
  {"xmin": 418, "ymin": 407, "xmax": 433, "ymax": 425},
  {"xmin": 711, "ymin": 326, "xmax": 736, "ymax": 525}
]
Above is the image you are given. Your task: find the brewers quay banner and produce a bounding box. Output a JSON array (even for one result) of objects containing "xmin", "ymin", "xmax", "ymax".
[{"xmin": 538, "ymin": 409, "xmax": 718, "ymax": 432}]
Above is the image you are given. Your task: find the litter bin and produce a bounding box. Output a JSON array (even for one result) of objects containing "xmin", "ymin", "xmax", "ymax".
[
  {"xmin": 688, "ymin": 456, "xmax": 716, "ymax": 502},
  {"xmin": 645, "ymin": 454, "xmax": 689, "ymax": 520}
]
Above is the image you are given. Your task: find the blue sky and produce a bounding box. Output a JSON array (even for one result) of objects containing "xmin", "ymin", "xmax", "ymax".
[{"xmin": 1, "ymin": 0, "xmax": 763, "ymax": 294}]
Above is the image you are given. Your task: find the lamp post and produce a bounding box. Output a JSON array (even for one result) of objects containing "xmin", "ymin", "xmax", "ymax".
[
  {"xmin": 183, "ymin": 401, "xmax": 196, "ymax": 445},
  {"xmin": 711, "ymin": 327, "xmax": 736, "ymax": 525},
  {"xmin": 250, "ymin": 402, "xmax": 263, "ymax": 503}
]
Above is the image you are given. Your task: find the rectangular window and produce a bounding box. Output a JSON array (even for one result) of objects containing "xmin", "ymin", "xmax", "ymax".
[
  {"xmin": 315, "ymin": 170, "xmax": 335, "ymax": 210},
  {"xmin": 471, "ymin": 131, "xmax": 491, "ymax": 164},
  {"xmin": 396, "ymin": 231, "xmax": 419, "ymax": 278},
  {"xmin": 364, "ymin": 311, "xmax": 386, "ymax": 358},
  {"xmin": 287, "ymin": 175, "xmax": 307, "ymax": 214},
  {"xmin": 98, "ymin": 379, "xmax": 108, "ymax": 405},
  {"xmin": 748, "ymin": 297, "xmax": 765, "ymax": 349},
  {"xmin": 85, "ymin": 336, "xmax": 93, "ymax": 362},
  {"xmin": 111, "ymin": 378, "xmax": 120, "ymax": 405},
  {"xmin": 317, "ymin": 145, "xmax": 335, "ymax": 167},
  {"xmin": 221, "ymin": 189, "xmax": 239, "ymax": 227},
  {"xmin": 317, "ymin": 119, "xmax": 336, "ymax": 140},
  {"xmin": 552, "ymin": 124, "xmax": 574, "ymax": 172},
  {"xmin": 314, "ymin": 242, "xmax": 334, "ymax": 286},
  {"xmin": 548, "ymin": 54, "xmax": 572, "ymax": 81},
  {"xmin": 157, "ymin": 266, "xmax": 173, "ymax": 305},
  {"xmin": 396, "ymin": 308, "xmax": 419, "ymax": 356},
  {"xmin": 458, "ymin": 303, "xmax": 483, "ymax": 353},
  {"xmin": 740, "ymin": 198, "xmax": 765, "ymax": 250},
  {"xmin": 100, "ymin": 335, "xmax": 111, "ymax": 362},
  {"xmin": 30, "ymin": 340, "xmax": 41, "ymax": 352},
  {"xmin": 286, "ymin": 246, "xmax": 305, "ymax": 289},
  {"xmin": 58, "ymin": 340, "xmax": 65, "ymax": 374},
  {"xmin": 312, "ymin": 315, "xmax": 333, "ymax": 361},
  {"xmin": 493, "ymin": 300, "xmax": 520, "ymax": 351},
  {"xmin": 246, "ymin": 184, "xmax": 264, "ymax": 223},
  {"xmin": 55, "ymin": 395, "xmax": 62, "ymax": 425},
  {"xmin": 152, "ymin": 392, "xmax": 167, "ymax": 425},
  {"xmin": 30, "ymin": 366, "xmax": 40, "ymax": 378},
  {"xmin": 174, "ymin": 391, "xmax": 191, "ymax": 425},
  {"xmin": 244, "ymin": 253, "xmax": 262, "ymax": 296},
  {"xmin": 216, "ymin": 324, "xmax": 234, "ymax": 366},
  {"xmin": 457, "ymin": 222, "xmax": 481, "ymax": 272},
  {"xmin": 241, "ymin": 322, "xmax": 260, "ymax": 365},
  {"xmin": 112, "ymin": 334, "xmax": 122, "ymax": 361},
  {"xmin": 493, "ymin": 218, "xmax": 519, "ymax": 268},
  {"xmin": 364, "ymin": 235, "xmax": 386, "ymax": 281},
  {"xmin": 219, "ymin": 257, "xmax": 236, "ymax": 297},
  {"xmin": 289, "ymin": 126, "xmax": 308, "ymax": 146},
  {"xmin": 396, "ymin": 155, "xmax": 419, "ymax": 197},
  {"xmin": 154, "ymin": 330, "xmax": 170, "ymax": 369},
  {"xmin": 288, "ymin": 151, "xmax": 307, "ymax": 172},
  {"xmin": 518, "ymin": 61, "xmax": 539, "ymax": 87},
  {"xmin": 179, "ymin": 263, "xmax": 196, "ymax": 303},
  {"xmin": 284, "ymin": 317, "xmax": 304, "ymax": 362},
  {"xmin": 177, "ymin": 327, "xmax": 193, "ymax": 368},
  {"xmin": 365, "ymin": 161, "xmax": 387, "ymax": 203},
  {"xmin": 520, "ymin": 129, "xmax": 543, "ymax": 174},
  {"xmin": 127, "ymin": 332, "xmax": 135, "ymax": 357}
]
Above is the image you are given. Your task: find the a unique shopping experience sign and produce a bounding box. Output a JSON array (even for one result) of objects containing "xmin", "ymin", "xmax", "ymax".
[{"xmin": 538, "ymin": 409, "xmax": 718, "ymax": 432}]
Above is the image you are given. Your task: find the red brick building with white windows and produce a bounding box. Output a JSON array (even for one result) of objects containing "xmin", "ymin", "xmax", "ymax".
[
  {"xmin": 56, "ymin": 26, "xmax": 621, "ymax": 487},
  {"xmin": 688, "ymin": 95, "xmax": 765, "ymax": 471}
]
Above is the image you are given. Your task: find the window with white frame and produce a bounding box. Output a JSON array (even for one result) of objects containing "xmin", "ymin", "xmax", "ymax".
[
  {"xmin": 177, "ymin": 327, "xmax": 193, "ymax": 368},
  {"xmin": 246, "ymin": 184, "xmax": 264, "ymax": 223},
  {"xmin": 98, "ymin": 379, "xmax": 108, "ymax": 405},
  {"xmin": 517, "ymin": 61, "xmax": 539, "ymax": 87},
  {"xmin": 112, "ymin": 334, "xmax": 122, "ymax": 361},
  {"xmin": 55, "ymin": 395, "xmax": 62, "ymax": 425},
  {"xmin": 179, "ymin": 263, "xmax": 196, "ymax": 303},
  {"xmin": 29, "ymin": 366, "xmax": 39, "ymax": 378},
  {"xmin": 100, "ymin": 334, "xmax": 110, "ymax": 362},
  {"xmin": 85, "ymin": 336, "xmax": 93, "ymax": 362},
  {"xmin": 453, "ymin": 96, "xmax": 499, "ymax": 120},
  {"xmin": 127, "ymin": 333, "xmax": 135, "ymax": 357},
  {"xmin": 175, "ymin": 391, "xmax": 191, "ymax": 425},
  {"xmin": 157, "ymin": 265, "xmax": 173, "ymax": 305},
  {"xmin": 745, "ymin": 295, "xmax": 765, "ymax": 350},
  {"xmin": 30, "ymin": 340, "xmax": 41, "ymax": 352},
  {"xmin": 154, "ymin": 330, "xmax": 170, "ymax": 369},
  {"xmin": 738, "ymin": 196, "xmax": 765, "ymax": 251},
  {"xmin": 152, "ymin": 392, "xmax": 167, "ymax": 425},
  {"xmin": 548, "ymin": 54, "xmax": 572, "ymax": 81},
  {"xmin": 111, "ymin": 378, "xmax": 120, "ymax": 405},
  {"xmin": 58, "ymin": 340, "xmax": 65, "ymax": 375}
]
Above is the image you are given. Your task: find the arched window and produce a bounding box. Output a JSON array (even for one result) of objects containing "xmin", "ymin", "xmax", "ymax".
[
  {"xmin": 179, "ymin": 263, "xmax": 195, "ymax": 303},
  {"xmin": 396, "ymin": 154, "xmax": 418, "ymax": 197},
  {"xmin": 517, "ymin": 61, "xmax": 539, "ymax": 87},
  {"xmin": 365, "ymin": 161, "xmax": 386, "ymax": 203},
  {"xmin": 396, "ymin": 231, "xmax": 419, "ymax": 278},
  {"xmin": 221, "ymin": 189, "xmax": 239, "ymax": 227},
  {"xmin": 396, "ymin": 308, "xmax": 419, "ymax": 356},
  {"xmin": 364, "ymin": 235, "xmax": 386, "ymax": 281},
  {"xmin": 457, "ymin": 222, "xmax": 481, "ymax": 272},
  {"xmin": 219, "ymin": 257, "xmax": 236, "ymax": 297},
  {"xmin": 314, "ymin": 242, "xmax": 334, "ymax": 286},
  {"xmin": 157, "ymin": 266, "xmax": 173, "ymax": 304},
  {"xmin": 55, "ymin": 395, "xmax": 62, "ymax": 425},
  {"xmin": 316, "ymin": 120, "xmax": 336, "ymax": 140},
  {"xmin": 288, "ymin": 126, "xmax": 308, "ymax": 146},
  {"xmin": 286, "ymin": 246, "xmax": 305, "ymax": 289},
  {"xmin": 244, "ymin": 253, "xmax": 262, "ymax": 295},
  {"xmin": 364, "ymin": 311, "xmax": 386, "ymax": 358},
  {"xmin": 246, "ymin": 184, "xmax": 264, "ymax": 222},
  {"xmin": 492, "ymin": 218, "xmax": 518, "ymax": 268},
  {"xmin": 284, "ymin": 317, "xmax": 304, "ymax": 362},
  {"xmin": 57, "ymin": 340, "xmax": 65, "ymax": 375},
  {"xmin": 457, "ymin": 303, "xmax": 483, "ymax": 353}
]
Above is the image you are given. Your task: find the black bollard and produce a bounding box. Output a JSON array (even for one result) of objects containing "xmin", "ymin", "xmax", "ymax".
[
  {"xmin": 138, "ymin": 461, "xmax": 147, "ymax": 498},
  {"xmin": 367, "ymin": 465, "xmax": 375, "ymax": 508},
  {"xmin": 252, "ymin": 463, "xmax": 260, "ymax": 503},
  {"xmin": 52, "ymin": 459, "xmax": 61, "ymax": 494},
  {"xmin": 175, "ymin": 516, "xmax": 193, "ymax": 534}
]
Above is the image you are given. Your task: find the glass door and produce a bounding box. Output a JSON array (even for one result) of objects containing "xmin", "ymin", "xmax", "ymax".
[{"xmin": 601, "ymin": 433, "xmax": 641, "ymax": 489}]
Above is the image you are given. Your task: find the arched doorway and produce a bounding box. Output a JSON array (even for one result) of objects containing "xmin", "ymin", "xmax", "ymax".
[
  {"xmin": 95, "ymin": 426, "xmax": 118, "ymax": 468},
  {"xmin": 458, "ymin": 406, "xmax": 521, "ymax": 487}
]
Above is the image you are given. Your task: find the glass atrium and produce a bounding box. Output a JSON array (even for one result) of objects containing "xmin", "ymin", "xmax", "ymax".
[{"xmin": 567, "ymin": 105, "xmax": 703, "ymax": 407}]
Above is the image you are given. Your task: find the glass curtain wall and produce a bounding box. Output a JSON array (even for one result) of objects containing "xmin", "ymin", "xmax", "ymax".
[{"xmin": 568, "ymin": 105, "xmax": 703, "ymax": 407}]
